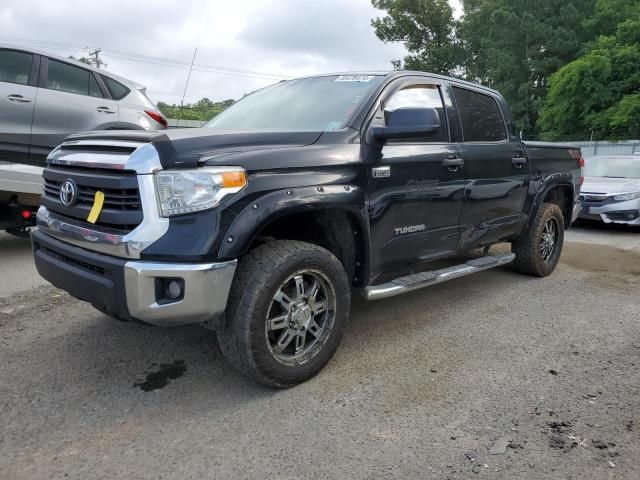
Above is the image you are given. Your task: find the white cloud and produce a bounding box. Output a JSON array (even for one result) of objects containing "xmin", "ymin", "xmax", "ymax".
[{"xmin": 0, "ymin": 0, "xmax": 458, "ymax": 105}]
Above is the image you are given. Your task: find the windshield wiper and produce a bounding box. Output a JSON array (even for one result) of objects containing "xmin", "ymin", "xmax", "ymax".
[{"xmin": 602, "ymin": 176, "xmax": 626, "ymax": 178}]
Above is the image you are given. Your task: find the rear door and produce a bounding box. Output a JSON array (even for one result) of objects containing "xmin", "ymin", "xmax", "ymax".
[
  {"xmin": 365, "ymin": 78, "xmax": 465, "ymax": 277},
  {"xmin": 30, "ymin": 58, "xmax": 118, "ymax": 164},
  {"xmin": 452, "ymin": 86, "xmax": 528, "ymax": 250},
  {"xmin": 0, "ymin": 49, "xmax": 39, "ymax": 163}
]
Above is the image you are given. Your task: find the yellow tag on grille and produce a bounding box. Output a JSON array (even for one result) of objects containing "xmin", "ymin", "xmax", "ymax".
[{"xmin": 87, "ymin": 191, "xmax": 105, "ymax": 224}]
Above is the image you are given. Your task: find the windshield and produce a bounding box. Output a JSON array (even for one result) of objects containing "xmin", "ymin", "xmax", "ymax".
[
  {"xmin": 205, "ymin": 75, "xmax": 384, "ymax": 131},
  {"xmin": 584, "ymin": 156, "xmax": 640, "ymax": 179}
]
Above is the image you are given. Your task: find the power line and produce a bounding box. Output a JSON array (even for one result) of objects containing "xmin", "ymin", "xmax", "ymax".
[
  {"xmin": 103, "ymin": 51, "xmax": 283, "ymax": 80},
  {"xmin": 0, "ymin": 35, "xmax": 291, "ymax": 80}
]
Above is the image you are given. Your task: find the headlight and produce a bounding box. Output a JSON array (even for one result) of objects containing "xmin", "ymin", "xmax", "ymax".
[
  {"xmin": 613, "ymin": 192, "xmax": 640, "ymax": 201},
  {"xmin": 155, "ymin": 167, "xmax": 247, "ymax": 217}
]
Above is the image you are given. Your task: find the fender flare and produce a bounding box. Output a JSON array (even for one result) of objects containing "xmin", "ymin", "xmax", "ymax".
[
  {"xmin": 522, "ymin": 175, "xmax": 576, "ymax": 235},
  {"xmin": 217, "ymin": 184, "xmax": 368, "ymax": 260}
]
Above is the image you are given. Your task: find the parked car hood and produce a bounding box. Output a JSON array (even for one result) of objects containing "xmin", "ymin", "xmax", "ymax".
[
  {"xmin": 582, "ymin": 176, "xmax": 640, "ymax": 195},
  {"xmin": 65, "ymin": 128, "xmax": 324, "ymax": 169}
]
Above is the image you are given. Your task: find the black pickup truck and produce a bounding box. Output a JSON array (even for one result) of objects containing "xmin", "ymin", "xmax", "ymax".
[{"xmin": 31, "ymin": 72, "xmax": 582, "ymax": 387}]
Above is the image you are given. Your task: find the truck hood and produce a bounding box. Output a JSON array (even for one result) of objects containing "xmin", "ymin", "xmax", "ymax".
[
  {"xmin": 582, "ymin": 176, "xmax": 640, "ymax": 195},
  {"xmin": 65, "ymin": 128, "xmax": 324, "ymax": 169}
]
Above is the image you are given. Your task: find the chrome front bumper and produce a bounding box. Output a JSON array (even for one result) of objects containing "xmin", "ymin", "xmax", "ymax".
[
  {"xmin": 124, "ymin": 259, "xmax": 237, "ymax": 326},
  {"xmin": 32, "ymin": 228, "xmax": 237, "ymax": 327}
]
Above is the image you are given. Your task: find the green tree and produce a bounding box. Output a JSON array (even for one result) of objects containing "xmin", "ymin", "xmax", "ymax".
[
  {"xmin": 67, "ymin": 55, "xmax": 92, "ymax": 65},
  {"xmin": 459, "ymin": 0, "xmax": 595, "ymax": 135},
  {"xmin": 584, "ymin": 0, "xmax": 640, "ymax": 37},
  {"xmin": 540, "ymin": 17, "xmax": 640, "ymax": 140},
  {"xmin": 371, "ymin": 0, "xmax": 463, "ymax": 74},
  {"xmin": 157, "ymin": 98, "xmax": 235, "ymax": 122},
  {"xmin": 372, "ymin": 0, "xmax": 596, "ymax": 136}
]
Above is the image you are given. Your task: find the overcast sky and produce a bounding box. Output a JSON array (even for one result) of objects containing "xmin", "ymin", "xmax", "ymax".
[{"xmin": 0, "ymin": 0, "xmax": 462, "ymax": 105}]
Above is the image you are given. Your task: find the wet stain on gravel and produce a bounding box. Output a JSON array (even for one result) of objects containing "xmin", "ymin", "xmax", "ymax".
[
  {"xmin": 134, "ymin": 360, "xmax": 186, "ymax": 392},
  {"xmin": 561, "ymin": 243, "xmax": 640, "ymax": 275},
  {"xmin": 561, "ymin": 243, "xmax": 640, "ymax": 292}
]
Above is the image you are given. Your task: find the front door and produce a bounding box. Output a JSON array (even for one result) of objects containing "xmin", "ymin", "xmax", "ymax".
[
  {"xmin": 365, "ymin": 80, "xmax": 465, "ymax": 279},
  {"xmin": 0, "ymin": 49, "xmax": 38, "ymax": 163},
  {"xmin": 451, "ymin": 86, "xmax": 529, "ymax": 250}
]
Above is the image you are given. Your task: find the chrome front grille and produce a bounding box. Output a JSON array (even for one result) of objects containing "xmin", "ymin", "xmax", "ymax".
[
  {"xmin": 41, "ymin": 165, "xmax": 143, "ymax": 233},
  {"xmin": 44, "ymin": 178, "xmax": 141, "ymax": 211},
  {"xmin": 37, "ymin": 139, "xmax": 170, "ymax": 260}
]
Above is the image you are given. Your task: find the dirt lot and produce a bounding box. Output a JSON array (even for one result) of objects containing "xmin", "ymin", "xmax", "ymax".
[{"xmin": 1, "ymin": 224, "xmax": 639, "ymax": 479}]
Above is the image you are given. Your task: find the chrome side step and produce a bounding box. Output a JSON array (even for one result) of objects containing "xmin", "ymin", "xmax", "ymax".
[{"xmin": 361, "ymin": 252, "xmax": 515, "ymax": 300}]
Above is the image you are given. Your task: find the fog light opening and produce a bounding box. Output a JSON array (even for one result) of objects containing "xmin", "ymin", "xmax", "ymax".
[{"xmin": 155, "ymin": 278, "xmax": 185, "ymax": 304}]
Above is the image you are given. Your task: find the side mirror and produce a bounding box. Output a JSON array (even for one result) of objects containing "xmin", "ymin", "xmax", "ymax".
[{"xmin": 371, "ymin": 107, "xmax": 441, "ymax": 141}]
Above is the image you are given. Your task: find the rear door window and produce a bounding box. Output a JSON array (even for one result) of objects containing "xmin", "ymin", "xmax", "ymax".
[
  {"xmin": 0, "ymin": 50, "xmax": 33, "ymax": 85},
  {"xmin": 46, "ymin": 59, "xmax": 90, "ymax": 95},
  {"xmin": 452, "ymin": 87, "xmax": 507, "ymax": 142},
  {"xmin": 102, "ymin": 76, "xmax": 130, "ymax": 100}
]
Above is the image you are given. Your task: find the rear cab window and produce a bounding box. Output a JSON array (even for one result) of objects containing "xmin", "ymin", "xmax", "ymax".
[
  {"xmin": 101, "ymin": 76, "xmax": 130, "ymax": 100},
  {"xmin": 452, "ymin": 86, "xmax": 507, "ymax": 142},
  {"xmin": 0, "ymin": 50, "xmax": 33, "ymax": 85}
]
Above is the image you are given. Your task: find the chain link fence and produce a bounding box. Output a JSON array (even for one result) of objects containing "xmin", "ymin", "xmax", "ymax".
[{"xmin": 569, "ymin": 141, "xmax": 640, "ymax": 158}]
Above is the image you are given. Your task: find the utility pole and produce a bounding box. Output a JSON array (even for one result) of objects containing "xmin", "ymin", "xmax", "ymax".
[
  {"xmin": 86, "ymin": 48, "xmax": 106, "ymax": 69},
  {"xmin": 180, "ymin": 48, "xmax": 198, "ymax": 126}
]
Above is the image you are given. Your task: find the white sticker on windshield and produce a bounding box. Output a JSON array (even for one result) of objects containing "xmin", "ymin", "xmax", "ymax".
[{"xmin": 335, "ymin": 75, "xmax": 375, "ymax": 82}]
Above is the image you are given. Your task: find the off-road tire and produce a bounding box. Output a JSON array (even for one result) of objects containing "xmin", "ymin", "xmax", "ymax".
[
  {"xmin": 511, "ymin": 203, "xmax": 565, "ymax": 277},
  {"xmin": 217, "ymin": 240, "xmax": 350, "ymax": 388}
]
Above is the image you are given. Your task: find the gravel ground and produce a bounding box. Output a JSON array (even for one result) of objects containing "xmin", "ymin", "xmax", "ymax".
[
  {"xmin": 0, "ymin": 232, "xmax": 47, "ymax": 298},
  {"xmin": 1, "ymin": 224, "xmax": 639, "ymax": 479}
]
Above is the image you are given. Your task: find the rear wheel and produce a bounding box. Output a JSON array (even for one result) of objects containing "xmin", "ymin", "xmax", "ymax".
[
  {"xmin": 218, "ymin": 240, "xmax": 350, "ymax": 388},
  {"xmin": 511, "ymin": 203, "xmax": 565, "ymax": 277}
]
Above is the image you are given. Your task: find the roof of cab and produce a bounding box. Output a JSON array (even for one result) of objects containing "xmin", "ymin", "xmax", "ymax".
[{"xmin": 290, "ymin": 70, "xmax": 501, "ymax": 96}]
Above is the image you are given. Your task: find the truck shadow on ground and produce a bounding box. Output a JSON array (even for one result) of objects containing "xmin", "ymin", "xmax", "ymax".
[{"xmin": 18, "ymin": 265, "xmax": 534, "ymax": 408}]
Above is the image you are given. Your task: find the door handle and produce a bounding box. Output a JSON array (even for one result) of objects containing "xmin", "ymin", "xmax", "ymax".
[
  {"xmin": 443, "ymin": 157, "xmax": 464, "ymax": 171},
  {"xmin": 512, "ymin": 157, "xmax": 527, "ymax": 168},
  {"xmin": 7, "ymin": 94, "xmax": 32, "ymax": 103},
  {"xmin": 96, "ymin": 106, "xmax": 116, "ymax": 114}
]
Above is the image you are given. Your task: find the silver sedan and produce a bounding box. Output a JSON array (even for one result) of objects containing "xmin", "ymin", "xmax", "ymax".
[{"xmin": 579, "ymin": 155, "xmax": 640, "ymax": 225}]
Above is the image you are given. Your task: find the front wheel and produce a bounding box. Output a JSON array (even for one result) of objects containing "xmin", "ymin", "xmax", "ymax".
[
  {"xmin": 217, "ymin": 240, "xmax": 350, "ymax": 388},
  {"xmin": 511, "ymin": 203, "xmax": 565, "ymax": 277}
]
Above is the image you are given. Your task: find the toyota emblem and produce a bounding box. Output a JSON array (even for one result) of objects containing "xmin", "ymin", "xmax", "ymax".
[{"xmin": 59, "ymin": 179, "xmax": 78, "ymax": 207}]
